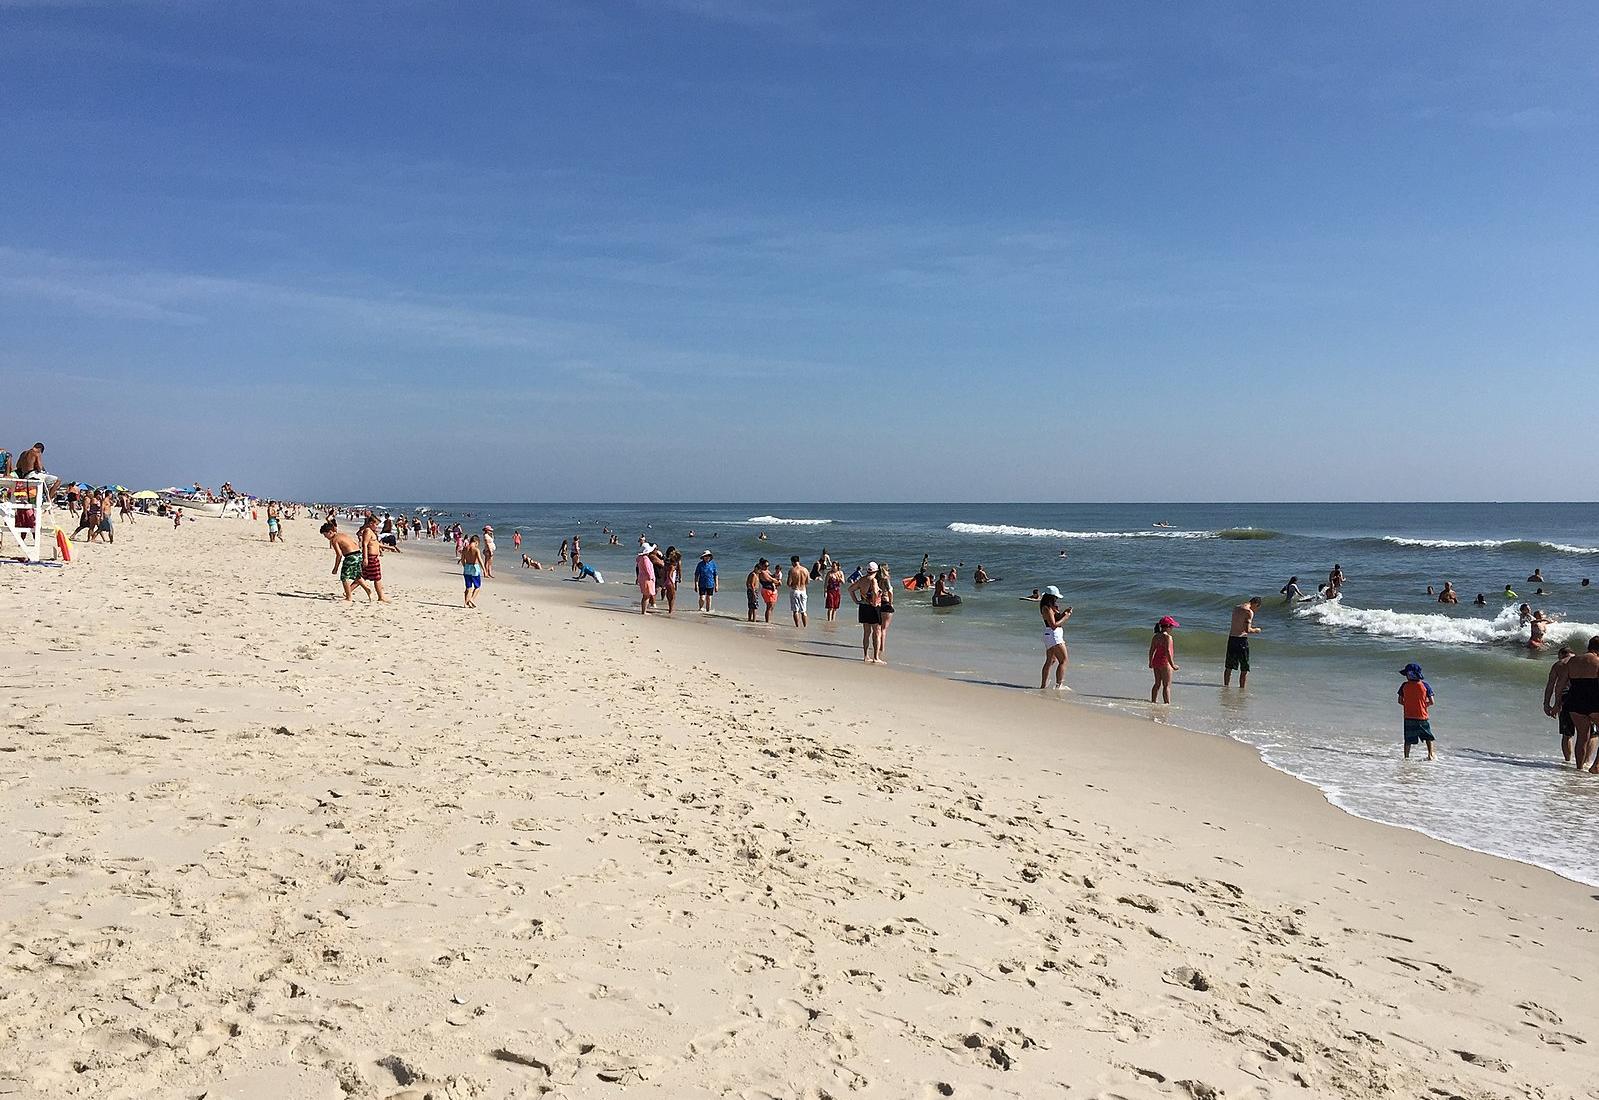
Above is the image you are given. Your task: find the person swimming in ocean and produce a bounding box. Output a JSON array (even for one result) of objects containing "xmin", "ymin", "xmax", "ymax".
[
  {"xmin": 1281, "ymin": 576, "xmax": 1304, "ymax": 602},
  {"xmin": 1474, "ymin": 592, "xmax": 1488, "ymax": 606},
  {"xmin": 1504, "ymin": 584, "xmax": 1519, "ymax": 600},
  {"xmin": 1520, "ymin": 603, "xmax": 1534, "ymax": 626},
  {"xmin": 1529, "ymin": 611, "xmax": 1550, "ymax": 650},
  {"xmin": 974, "ymin": 565, "xmax": 991, "ymax": 585},
  {"xmin": 1528, "ymin": 568, "xmax": 1545, "ymax": 584},
  {"xmin": 1439, "ymin": 581, "xmax": 1458, "ymax": 604},
  {"xmin": 1021, "ymin": 588, "xmax": 1041, "ymax": 602}
]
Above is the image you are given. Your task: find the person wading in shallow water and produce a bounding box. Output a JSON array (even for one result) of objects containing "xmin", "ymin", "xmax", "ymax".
[
  {"xmin": 1224, "ymin": 597, "xmax": 1263, "ymax": 688},
  {"xmin": 1039, "ymin": 586, "xmax": 1072, "ymax": 690}
]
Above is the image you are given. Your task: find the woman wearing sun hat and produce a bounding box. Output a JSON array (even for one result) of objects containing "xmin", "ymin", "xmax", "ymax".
[
  {"xmin": 1039, "ymin": 586, "xmax": 1072, "ymax": 690},
  {"xmin": 1149, "ymin": 616, "xmax": 1180, "ymax": 704}
]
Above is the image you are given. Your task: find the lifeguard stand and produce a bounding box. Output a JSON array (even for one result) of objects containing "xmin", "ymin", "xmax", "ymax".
[{"xmin": 0, "ymin": 474, "xmax": 59, "ymax": 562}]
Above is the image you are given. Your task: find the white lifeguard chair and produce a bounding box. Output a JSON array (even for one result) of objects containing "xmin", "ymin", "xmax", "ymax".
[{"xmin": 0, "ymin": 473, "xmax": 60, "ymax": 562}]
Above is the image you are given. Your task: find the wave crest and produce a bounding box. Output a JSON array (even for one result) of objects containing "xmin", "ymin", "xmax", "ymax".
[
  {"xmin": 1294, "ymin": 601, "xmax": 1599, "ymax": 647},
  {"xmin": 947, "ymin": 522, "xmax": 1214, "ymax": 540},
  {"xmin": 1378, "ymin": 536, "xmax": 1599, "ymax": 555},
  {"xmin": 745, "ymin": 515, "xmax": 833, "ymax": 526}
]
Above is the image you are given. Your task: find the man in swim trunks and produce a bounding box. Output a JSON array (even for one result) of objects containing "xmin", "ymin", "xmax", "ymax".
[
  {"xmin": 321, "ymin": 521, "xmax": 371, "ymax": 602},
  {"xmin": 460, "ymin": 535, "xmax": 485, "ymax": 608},
  {"xmin": 694, "ymin": 550, "xmax": 718, "ymax": 613},
  {"xmin": 1544, "ymin": 646, "xmax": 1576, "ymax": 763},
  {"xmin": 266, "ymin": 500, "xmax": 283, "ymax": 543},
  {"xmin": 787, "ymin": 555, "xmax": 810, "ymax": 627},
  {"xmin": 359, "ymin": 517, "xmax": 389, "ymax": 601},
  {"xmin": 1224, "ymin": 597, "xmax": 1263, "ymax": 688},
  {"xmin": 746, "ymin": 564, "xmax": 760, "ymax": 622}
]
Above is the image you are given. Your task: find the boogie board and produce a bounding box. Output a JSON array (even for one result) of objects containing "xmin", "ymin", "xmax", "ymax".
[{"xmin": 932, "ymin": 593, "xmax": 962, "ymax": 608}]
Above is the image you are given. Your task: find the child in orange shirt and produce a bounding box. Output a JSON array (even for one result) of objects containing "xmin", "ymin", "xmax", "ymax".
[{"xmin": 1398, "ymin": 662, "xmax": 1437, "ymax": 760}]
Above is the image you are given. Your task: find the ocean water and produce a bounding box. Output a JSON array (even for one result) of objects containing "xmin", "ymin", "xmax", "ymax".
[{"xmin": 390, "ymin": 502, "xmax": 1599, "ymax": 886}]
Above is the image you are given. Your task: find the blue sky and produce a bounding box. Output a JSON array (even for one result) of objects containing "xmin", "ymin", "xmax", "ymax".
[{"xmin": 3, "ymin": 1, "xmax": 1596, "ymax": 501}]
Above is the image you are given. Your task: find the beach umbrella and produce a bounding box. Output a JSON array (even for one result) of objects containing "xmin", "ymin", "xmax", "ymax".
[{"xmin": 132, "ymin": 490, "xmax": 159, "ymax": 499}]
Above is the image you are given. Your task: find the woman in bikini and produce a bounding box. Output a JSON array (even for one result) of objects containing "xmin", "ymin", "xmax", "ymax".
[{"xmin": 875, "ymin": 564, "xmax": 895, "ymax": 663}]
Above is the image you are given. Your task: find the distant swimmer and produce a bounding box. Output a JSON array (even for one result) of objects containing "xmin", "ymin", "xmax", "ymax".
[
  {"xmin": 1549, "ymin": 636, "xmax": 1599, "ymax": 772},
  {"xmin": 1426, "ymin": 585, "xmax": 1435, "ymax": 597},
  {"xmin": 1535, "ymin": 587, "xmax": 1547, "ymax": 596},
  {"xmin": 1281, "ymin": 576, "xmax": 1303, "ymax": 602},
  {"xmin": 1519, "ymin": 604, "xmax": 1534, "ymax": 626},
  {"xmin": 1528, "ymin": 569, "xmax": 1545, "ymax": 584},
  {"xmin": 974, "ymin": 565, "xmax": 991, "ymax": 585},
  {"xmin": 1504, "ymin": 584, "xmax": 1518, "ymax": 600},
  {"xmin": 1438, "ymin": 582, "xmax": 1458, "ymax": 604},
  {"xmin": 758, "ymin": 532, "xmax": 769, "ymax": 541},
  {"xmin": 1021, "ymin": 588, "xmax": 1041, "ymax": 602},
  {"xmin": 1152, "ymin": 521, "xmax": 1173, "ymax": 528},
  {"xmin": 1329, "ymin": 564, "xmax": 1346, "ymax": 590},
  {"xmin": 1148, "ymin": 615, "xmax": 1180, "ymax": 704},
  {"xmin": 1474, "ymin": 592, "xmax": 1487, "ymax": 606},
  {"xmin": 1059, "ymin": 549, "xmax": 1068, "ymax": 558},
  {"xmin": 1224, "ymin": 597, "xmax": 1263, "ymax": 689},
  {"xmin": 1544, "ymin": 646, "xmax": 1576, "ymax": 763}
]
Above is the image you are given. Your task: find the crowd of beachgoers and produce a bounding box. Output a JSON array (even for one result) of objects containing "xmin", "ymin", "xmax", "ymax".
[{"xmin": 278, "ymin": 504, "xmax": 1599, "ymax": 781}]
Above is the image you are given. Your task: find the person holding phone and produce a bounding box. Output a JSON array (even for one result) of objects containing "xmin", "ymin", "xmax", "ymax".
[{"xmin": 1039, "ymin": 586, "xmax": 1073, "ymax": 690}]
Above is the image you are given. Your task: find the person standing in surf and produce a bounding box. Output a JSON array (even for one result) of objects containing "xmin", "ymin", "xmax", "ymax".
[
  {"xmin": 1544, "ymin": 645, "xmax": 1576, "ymax": 763},
  {"xmin": 824, "ymin": 560, "xmax": 844, "ymax": 622},
  {"xmin": 1039, "ymin": 586, "xmax": 1072, "ymax": 690},
  {"xmin": 1149, "ymin": 616, "xmax": 1179, "ymax": 703},
  {"xmin": 874, "ymin": 564, "xmax": 895, "ymax": 661},
  {"xmin": 1550, "ymin": 637, "xmax": 1599, "ymax": 773},
  {"xmin": 849, "ymin": 561, "xmax": 881, "ymax": 662},
  {"xmin": 1398, "ymin": 662, "xmax": 1437, "ymax": 761},
  {"xmin": 1224, "ymin": 597, "xmax": 1263, "ymax": 688}
]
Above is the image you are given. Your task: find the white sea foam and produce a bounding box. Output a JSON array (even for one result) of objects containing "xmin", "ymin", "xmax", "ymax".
[
  {"xmin": 1295, "ymin": 601, "xmax": 1599, "ymax": 647},
  {"xmin": 1381, "ymin": 535, "xmax": 1599, "ymax": 554},
  {"xmin": 745, "ymin": 515, "xmax": 833, "ymax": 526},
  {"xmin": 947, "ymin": 522, "xmax": 1213, "ymax": 540}
]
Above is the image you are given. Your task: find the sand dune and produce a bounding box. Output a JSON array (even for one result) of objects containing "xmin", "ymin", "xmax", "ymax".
[{"xmin": 2, "ymin": 517, "xmax": 1595, "ymax": 1098}]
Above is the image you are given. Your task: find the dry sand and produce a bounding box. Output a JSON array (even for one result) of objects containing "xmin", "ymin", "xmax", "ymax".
[{"xmin": 2, "ymin": 515, "xmax": 1596, "ymax": 1099}]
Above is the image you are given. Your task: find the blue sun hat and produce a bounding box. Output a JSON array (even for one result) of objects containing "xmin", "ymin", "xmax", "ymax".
[{"xmin": 1400, "ymin": 662, "xmax": 1424, "ymax": 680}]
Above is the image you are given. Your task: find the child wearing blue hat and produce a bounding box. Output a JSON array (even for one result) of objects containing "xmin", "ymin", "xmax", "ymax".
[{"xmin": 1398, "ymin": 662, "xmax": 1437, "ymax": 760}]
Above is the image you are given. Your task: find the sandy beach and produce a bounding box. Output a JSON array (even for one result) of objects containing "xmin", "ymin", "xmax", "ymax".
[{"xmin": 3, "ymin": 515, "xmax": 1596, "ymax": 1100}]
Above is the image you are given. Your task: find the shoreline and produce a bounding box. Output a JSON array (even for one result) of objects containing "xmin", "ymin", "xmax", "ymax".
[
  {"xmin": 447, "ymin": 536, "xmax": 1599, "ymax": 891},
  {"xmin": 5, "ymin": 515, "xmax": 1596, "ymax": 1097}
]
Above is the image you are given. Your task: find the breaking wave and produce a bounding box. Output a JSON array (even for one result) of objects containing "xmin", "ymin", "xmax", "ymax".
[
  {"xmin": 1377, "ymin": 536, "xmax": 1599, "ymax": 555},
  {"xmin": 745, "ymin": 515, "xmax": 834, "ymax": 526},
  {"xmin": 1294, "ymin": 601, "xmax": 1599, "ymax": 648},
  {"xmin": 947, "ymin": 522, "xmax": 1216, "ymax": 540}
]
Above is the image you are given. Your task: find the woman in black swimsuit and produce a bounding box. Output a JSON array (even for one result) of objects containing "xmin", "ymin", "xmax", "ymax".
[
  {"xmin": 875, "ymin": 564, "xmax": 895, "ymax": 664},
  {"xmin": 1553, "ymin": 636, "xmax": 1599, "ymax": 773},
  {"xmin": 851, "ymin": 566, "xmax": 881, "ymax": 662}
]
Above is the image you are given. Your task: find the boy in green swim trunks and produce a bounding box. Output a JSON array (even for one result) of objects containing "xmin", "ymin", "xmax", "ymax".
[{"xmin": 321, "ymin": 521, "xmax": 371, "ymax": 602}]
